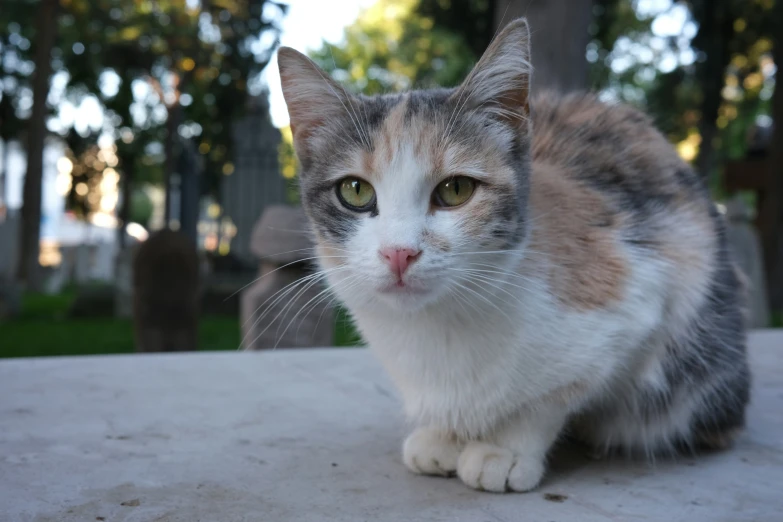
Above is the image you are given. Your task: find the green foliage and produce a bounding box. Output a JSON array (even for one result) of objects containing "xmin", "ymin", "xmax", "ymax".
[
  {"xmin": 129, "ymin": 186, "xmax": 154, "ymax": 227},
  {"xmin": 0, "ymin": 1, "xmax": 37, "ymax": 144},
  {"xmin": 415, "ymin": 0, "xmax": 495, "ymax": 58},
  {"xmin": 0, "ymin": 289, "xmax": 240, "ymax": 357},
  {"xmin": 333, "ymin": 306, "xmax": 363, "ymax": 347},
  {"xmin": 589, "ymin": 0, "xmax": 777, "ymax": 170},
  {"xmin": 0, "ymin": 289, "xmax": 362, "ymax": 357}
]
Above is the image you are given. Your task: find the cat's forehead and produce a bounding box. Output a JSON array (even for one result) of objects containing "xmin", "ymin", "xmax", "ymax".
[
  {"xmin": 359, "ymin": 88, "xmax": 455, "ymax": 125},
  {"xmin": 329, "ymin": 89, "xmax": 509, "ymax": 185}
]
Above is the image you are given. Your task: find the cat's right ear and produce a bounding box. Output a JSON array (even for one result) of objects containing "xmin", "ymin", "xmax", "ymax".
[
  {"xmin": 451, "ymin": 18, "xmax": 532, "ymax": 127},
  {"xmin": 277, "ymin": 47, "xmax": 352, "ymax": 147}
]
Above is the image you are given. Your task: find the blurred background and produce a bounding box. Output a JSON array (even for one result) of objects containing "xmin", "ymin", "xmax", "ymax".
[{"xmin": 0, "ymin": 0, "xmax": 780, "ymax": 358}]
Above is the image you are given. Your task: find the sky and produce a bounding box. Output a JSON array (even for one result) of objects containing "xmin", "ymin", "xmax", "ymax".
[{"xmin": 263, "ymin": 0, "xmax": 378, "ymax": 128}]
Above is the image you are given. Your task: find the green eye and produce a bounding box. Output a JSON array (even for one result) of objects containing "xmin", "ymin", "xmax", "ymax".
[
  {"xmin": 337, "ymin": 177, "xmax": 376, "ymax": 211},
  {"xmin": 433, "ymin": 176, "xmax": 476, "ymax": 208}
]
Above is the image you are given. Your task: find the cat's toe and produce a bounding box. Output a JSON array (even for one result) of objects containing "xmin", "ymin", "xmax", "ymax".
[
  {"xmin": 507, "ymin": 456, "xmax": 545, "ymax": 492},
  {"xmin": 457, "ymin": 442, "xmax": 515, "ymax": 492},
  {"xmin": 403, "ymin": 427, "xmax": 460, "ymax": 476}
]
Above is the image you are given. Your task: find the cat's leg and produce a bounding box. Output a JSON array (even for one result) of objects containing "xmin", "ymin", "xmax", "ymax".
[
  {"xmin": 403, "ymin": 426, "xmax": 463, "ymax": 477},
  {"xmin": 457, "ymin": 407, "xmax": 568, "ymax": 492}
]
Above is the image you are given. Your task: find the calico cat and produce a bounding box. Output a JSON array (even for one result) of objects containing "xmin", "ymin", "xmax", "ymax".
[{"xmin": 277, "ymin": 18, "xmax": 751, "ymax": 493}]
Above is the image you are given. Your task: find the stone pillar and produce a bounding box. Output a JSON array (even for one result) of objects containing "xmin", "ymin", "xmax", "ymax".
[
  {"xmin": 0, "ymin": 211, "xmax": 21, "ymax": 319},
  {"xmin": 240, "ymin": 205, "xmax": 335, "ymax": 350},
  {"xmin": 725, "ymin": 196, "xmax": 770, "ymax": 328}
]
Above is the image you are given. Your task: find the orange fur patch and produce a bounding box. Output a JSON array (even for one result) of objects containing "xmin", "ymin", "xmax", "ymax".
[{"xmin": 527, "ymin": 162, "xmax": 628, "ymax": 310}]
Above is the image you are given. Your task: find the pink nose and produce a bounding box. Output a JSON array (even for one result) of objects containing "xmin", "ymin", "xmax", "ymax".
[{"xmin": 380, "ymin": 247, "xmax": 421, "ymax": 278}]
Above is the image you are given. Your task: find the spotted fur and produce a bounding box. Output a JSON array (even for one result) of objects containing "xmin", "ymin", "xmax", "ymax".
[{"xmin": 278, "ymin": 18, "xmax": 750, "ymax": 493}]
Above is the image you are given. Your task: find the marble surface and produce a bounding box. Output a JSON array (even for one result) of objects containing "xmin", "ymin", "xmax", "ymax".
[{"xmin": 1, "ymin": 330, "xmax": 781, "ymax": 521}]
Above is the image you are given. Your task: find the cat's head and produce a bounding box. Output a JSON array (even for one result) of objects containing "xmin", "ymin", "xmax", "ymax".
[{"xmin": 278, "ymin": 18, "xmax": 533, "ymax": 313}]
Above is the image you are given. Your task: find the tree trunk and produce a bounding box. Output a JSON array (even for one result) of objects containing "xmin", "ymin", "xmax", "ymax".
[
  {"xmin": 494, "ymin": 0, "xmax": 593, "ymax": 93},
  {"xmin": 760, "ymin": 0, "xmax": 783, "ymax": 310},
  {"xmin": 117, "ymin": 163, "xmax": 133, "ymax": 248},
  {"xmin": 163, "ymin": 103, "xmax": 182, "ymax": 228},
  {"xmin": 178, "ymin": 139, "xmax": 200, "ymax": 247},
  {"xmin": 17, "ymin": 0, "xmax": 58, "ymax": 289},
  {"xmin": 692, "ymin": 1, "xmax": 734, "ymax": 181},
  {"xmin": 0, "ymin": 138, "xmax": 8, "ymax": 220}
]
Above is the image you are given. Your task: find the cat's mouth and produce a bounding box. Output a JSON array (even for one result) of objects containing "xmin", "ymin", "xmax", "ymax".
[{"xmin": 378, "ymin": 282, "xmax": 430, "ymax": 296}]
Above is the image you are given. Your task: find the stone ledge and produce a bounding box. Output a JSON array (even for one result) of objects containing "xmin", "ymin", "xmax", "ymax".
[{"xmin": 1, "ymin": 330, "xmax": 781, "ymax": 521}]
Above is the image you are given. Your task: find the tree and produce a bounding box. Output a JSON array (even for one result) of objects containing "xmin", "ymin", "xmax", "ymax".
[
  {"xmin": 689, "ymin": 0, "xmax": 735, "ymax": 181},
  {"xmin": 2, "ymin": 0, "xmax": 285, "ymax": 280},
  {"xmin": 416, "ymin": 0, "xmax": 496, "ymax": 59},
  {"xmin": 17, "ymin": 0, "xmax": 58, "ymax": 289},
  {"xmin": 310, "ymin": 0, "xmax": 475, "ymax": 95},
  {"xmin": 760, "ymin": 0, "xmax": 783, "ymax": 308},
  {"xmin": 0, "ymin": 0, "xmax": 37, "ymax": 218},
  {"xmin": 58, "ymin": 0, "xmax": 285, "ymax": 237}
]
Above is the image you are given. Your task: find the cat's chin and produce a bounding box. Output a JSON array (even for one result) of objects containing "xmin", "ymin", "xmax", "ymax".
[
  {"xmin": 378, "ymin": 282, "xmax": 430, "ymax": 295},
  {"xmin": 374, "ymin": 282, "xmax": 438, "ymax": 311}
]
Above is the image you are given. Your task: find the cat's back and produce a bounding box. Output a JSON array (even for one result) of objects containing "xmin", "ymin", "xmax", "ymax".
[
  {"xmin": 530, "ymin": 92, "xmax": 709, "ymax": 216},
  {"xmin": 526, "ymin": 92, "xmax": 725, "ymax": 315}
]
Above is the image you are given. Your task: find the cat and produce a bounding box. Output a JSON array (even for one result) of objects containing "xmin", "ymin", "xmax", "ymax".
[{"xmin": 277, "ymin": 17, "xmax": 751, "ymax": 493}]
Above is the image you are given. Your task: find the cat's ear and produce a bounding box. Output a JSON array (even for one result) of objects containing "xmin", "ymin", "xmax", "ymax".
[
  {"xmin": 452, "ymin": 18, "xmax": 532, "ymax": 125},
  {"xmin": 277, "ymin": 46, "xmax": 353, "ymax": 143}
]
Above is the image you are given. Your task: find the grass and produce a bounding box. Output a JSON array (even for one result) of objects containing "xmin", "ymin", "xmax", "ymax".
[
  {"xmin": 1, "ymin": 290, "xmax": 362, "ymax": 359},
  {"xmin": 334, "ymin": 306, "xmax": 364, "ymax": 347}
]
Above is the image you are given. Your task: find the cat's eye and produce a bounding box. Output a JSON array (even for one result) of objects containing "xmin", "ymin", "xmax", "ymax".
[
  {"xmin": 337, "ymin": 177, "xmax": 376, "ymax": 212},
  {"xmin": 432, "ymin": 176, "xmax": 476, "ymax": 208}
]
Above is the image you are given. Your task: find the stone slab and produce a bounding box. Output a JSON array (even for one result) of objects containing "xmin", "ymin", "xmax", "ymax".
[{"xmin": 1, "ymin": 330, "xmax": 782, "ymax": 521}]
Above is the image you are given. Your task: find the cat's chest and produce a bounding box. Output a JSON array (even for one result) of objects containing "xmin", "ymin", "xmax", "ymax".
[
  {"xmin": 351, "ymin": 299, "xmax": 631, "ymax": 429},
  {"xmin": 359, "ymin": 308, "xmax": 536, "ymax": 384}
]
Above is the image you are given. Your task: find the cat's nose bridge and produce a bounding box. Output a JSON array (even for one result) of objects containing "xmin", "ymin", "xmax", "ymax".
[
  {"xmin": 378, "ymin": 216, "xmax": 422, "ymax": 248},
  {"xmin": 374, "ymin": 188, "xmax": 429, "ymax": 251}
]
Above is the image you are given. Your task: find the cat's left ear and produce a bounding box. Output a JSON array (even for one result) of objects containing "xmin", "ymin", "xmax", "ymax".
[
  {"xmin": 452, "ymin": 18, "xmax": 531, "ymax": 126},
  {"xmin": 277, "ymin": 46, "xmax": 355, "ymax": 148}
]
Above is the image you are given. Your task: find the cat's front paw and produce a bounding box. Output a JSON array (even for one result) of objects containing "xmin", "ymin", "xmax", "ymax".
[
  {"xmin": 403, "ymin": 427, "xmax": 461, "ymax": 477},
  {"xmin": 457, "ymin": 442, "xmax": 545, "ymax": 493}
]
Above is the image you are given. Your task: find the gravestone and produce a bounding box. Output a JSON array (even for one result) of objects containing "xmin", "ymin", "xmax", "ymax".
[
  {"xmin": 240, "ymin": 205, "xmax": 335, "ymax": 350},
  {"xmin": 132, "ymin": 229, "xmax": 200, "ymax": 352},
  {"xmin": 0, "ymin": 279, "xmax": 21, "ymax": 320},
  {"xmin": 724, "ymin": 196, "xmax": 770, "ymax": 328},
  {"xmin": 723, "ymin": 120, "xmax": 779, "ymax": 308},
  {"xmin": 0, "ymin": 211, "xmax": 20, "ymax": 319},
  {"xmin": 0, "ymin": 211, "xmax": 19, "ymax": 281}
]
